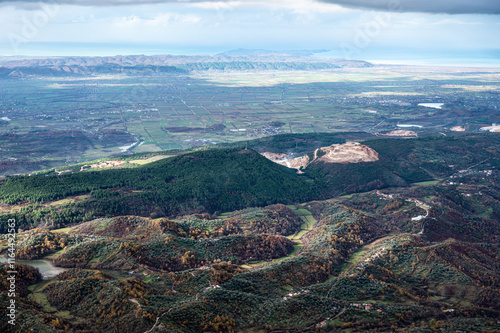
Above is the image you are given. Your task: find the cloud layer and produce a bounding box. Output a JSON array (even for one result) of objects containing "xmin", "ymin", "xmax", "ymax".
[
  {"xmin": 0, "ymin": 0, "xmax": 182, "ymax": 6},
  {"xmin": 1, "ymin": 0, "xmax": 499, "ymax": 14},
  {"xmin": 318, "ymin": 0, "xmax": 500, "ymax": 14}
]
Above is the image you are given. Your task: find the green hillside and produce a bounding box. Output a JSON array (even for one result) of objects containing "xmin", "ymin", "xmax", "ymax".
[
  {"xmin": 2, "ymin": 133, "xmax": 500, "ymax": 234},
  {"xmin": 0, "ymin": 148, "xmax": 314, "ymax": 232},
  {"xmin": 309, "ymin": 133, "xmax": 500, "ymax": 196},
  {"xmin": 1, "ymin": 172, "xmax": 500, "ymax": 332}
]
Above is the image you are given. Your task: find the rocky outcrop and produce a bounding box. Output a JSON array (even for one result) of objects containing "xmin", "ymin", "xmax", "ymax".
[
  {"xmin": 316, "ymin": 142, "xmax": 379, "ymax": 164},
  {"xmin": 261, "ymin": 142, "xmax": 379, "ymax": 170},
  {"xmin": 378, "ymin": 130, "xmax": 418, "ymax": 138}
]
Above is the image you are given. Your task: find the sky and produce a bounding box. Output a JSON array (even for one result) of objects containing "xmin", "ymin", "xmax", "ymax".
[{"xmin": 0, "ymin": 0, "xmax": 499, "ymax": 65}]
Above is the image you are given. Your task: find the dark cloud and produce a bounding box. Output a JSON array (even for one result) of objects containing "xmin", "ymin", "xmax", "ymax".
[
  {"xmin": 0, "ymin": 0, "xmax": 499, "ymax": 14},
  {"xmin": 318, "ymin": 0, "xmax": 500, "ymax": 14}
]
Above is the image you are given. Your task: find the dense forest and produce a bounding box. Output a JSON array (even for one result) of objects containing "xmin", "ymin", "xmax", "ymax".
[
  {"xmin": 0, "ymin": 132, "xmax": 499, "ymax": 332},
  {"xmin": 1, "ymin": 133, "xmax": 499, "ymax": 233},
  {"xmin": 0, "ymin": 148, "xmax": 315, "ymax": 232},
  {"xmin": 309, "ymin": 133, "xmax": 500, "ymax": 196}
]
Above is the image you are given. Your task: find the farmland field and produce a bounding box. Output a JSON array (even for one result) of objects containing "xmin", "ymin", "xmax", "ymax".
[{"xmin": 1, "ymin": 65, "xmax": 499, "ymax": 175}]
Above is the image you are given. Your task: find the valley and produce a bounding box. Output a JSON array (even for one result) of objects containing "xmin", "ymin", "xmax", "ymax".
[
  {"xmin": 1, "ymin": 54, "xmax": 499, "ymax": 176},
  {"xmin": 1, "ymin": 0, "xmax": 499, "ymax": 328},
  {"xmin": 1, "ymin": 52, "xmax": 499, "ymax": 333}
]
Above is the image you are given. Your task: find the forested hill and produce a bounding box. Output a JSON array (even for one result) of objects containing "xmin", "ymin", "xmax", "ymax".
[
  {"xmin": 0, "ymin": 148, "xmax": 314, "ymax": 230},
  {"xmin": 308, "ymin": 133, "xmax": 500, "ymax": 196},
  {"xmin": 1, "ymin": 133, "xmax": 500, "ymax": 232}
]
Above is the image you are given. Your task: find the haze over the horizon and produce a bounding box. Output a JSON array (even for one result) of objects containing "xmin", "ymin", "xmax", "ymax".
[{"xmin": 0, "ymin": 0, "xmax": 499, "ymax": 65}]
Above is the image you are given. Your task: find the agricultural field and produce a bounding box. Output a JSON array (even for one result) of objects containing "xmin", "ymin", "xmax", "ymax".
[{"xmin": 1, "ymin": 60, "xmax": 499, "ymax": 175}]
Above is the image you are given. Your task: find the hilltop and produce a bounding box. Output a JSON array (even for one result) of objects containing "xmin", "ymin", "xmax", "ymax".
[
  {"xmin": 0, "ymin": 147, "xmax": 315, "ymax": 232},
  {"xmin": 0, "ymin": 132, "xmax": 499, "ymax": 332},
  {"xmin": 2, "ymin": 185, "xmax": 499, "ymax": 332},
  {"xmin": 262, "ymin": 141, "xmax": 379, "ymax": 170},
  {"xmin": 1, "ymin": 133, "xmax": 499, "ymax": 232}
]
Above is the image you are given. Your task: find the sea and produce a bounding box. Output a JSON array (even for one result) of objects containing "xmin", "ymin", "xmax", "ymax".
[
  {"xmin": 313, "ymin": 48, "xmax": 500, "ymax": 68},
  {"xmin": 0, "ymin": 43, "xmax": 499, "ymax": 68}
]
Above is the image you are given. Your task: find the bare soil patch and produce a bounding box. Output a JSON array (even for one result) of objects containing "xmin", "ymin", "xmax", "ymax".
[{"xmin": 261, "ymin": 142, "xmax": 379, "ymax": 170}]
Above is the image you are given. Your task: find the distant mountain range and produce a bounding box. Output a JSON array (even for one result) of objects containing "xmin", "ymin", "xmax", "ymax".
[{"xmin": 0, "ymin": 52, "xmax": 372, "ymax": 77}]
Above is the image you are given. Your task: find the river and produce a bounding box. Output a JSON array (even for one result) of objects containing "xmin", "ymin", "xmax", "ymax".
[
  {"xmin": 418, "ymin": 103, "xmax": 444, "ymax": 109},
  {"xmin": 0, "ymin": 257, "xmax": 66, "ymax": 279}
]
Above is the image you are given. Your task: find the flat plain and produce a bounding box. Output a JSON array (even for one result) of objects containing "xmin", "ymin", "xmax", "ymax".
[{"xmin": 1, "ymin": 64, "xmax": 499, "ymax": 175}]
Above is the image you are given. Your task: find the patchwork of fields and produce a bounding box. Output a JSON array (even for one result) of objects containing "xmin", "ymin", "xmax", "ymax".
[{"xmin": 1, "ymin": 65, "xmax": 499, "ymax": 175}]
